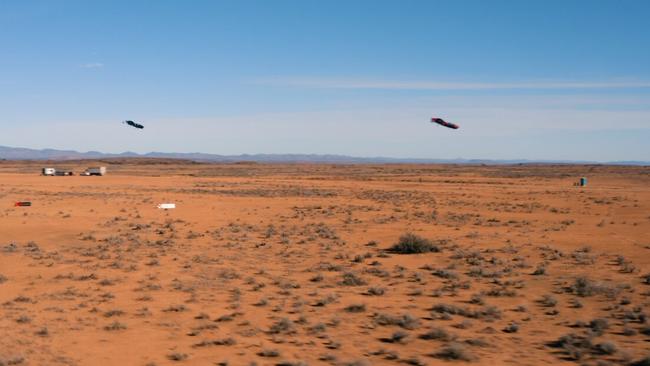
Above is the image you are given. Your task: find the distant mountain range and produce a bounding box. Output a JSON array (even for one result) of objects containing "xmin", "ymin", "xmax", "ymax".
[{"xmin": 0, "ymin": 145, "xmax": 648, "ymax": 165}]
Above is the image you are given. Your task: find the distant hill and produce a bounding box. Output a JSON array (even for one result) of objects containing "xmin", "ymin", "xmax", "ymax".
[{"xmin": 0, "ymin": 145, "xmax": 647, "ymax": 165}]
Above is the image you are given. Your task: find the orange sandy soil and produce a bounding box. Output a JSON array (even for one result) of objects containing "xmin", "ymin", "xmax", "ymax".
[{"xmin": 0, "ymin": 161, "xmax": 649, "ymax": 366}]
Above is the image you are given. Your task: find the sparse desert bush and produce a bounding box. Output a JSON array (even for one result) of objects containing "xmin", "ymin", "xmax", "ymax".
[
  {"xmin": 345, "ymin": 304, "xmax": 366, "ymax": 313},
  {"xmin": 433, "ymin": 343, "xmax": 475, "ymax": 361},
  {"xmin": 547, "ymin": 333, "xmax": 591, "ymax": 360},
  {"xmin": 317, "ymin": 262, "xmax": 342, "ymax": 272},
  {"xmin": 309, "ymin": 323, "xmax": 327, "ymax": 334},
  {"xmin": 136, "ymin": 295, "xmax": 153, "ymax": 301},
  {"xmin": 620, "ymin": 261, "xmax": 637, "ymax": 273},
  {"xmin": 167, "ymin": 353, "xmax": 187, "ymax": 361},
  {"xmin": 384, "ymin": 330, "xmax": 408, "ymax": 343},
  {"xmin": 622, "ymin": 326, "xmax": 637, "ymax": 336},
  {"xmin": 325, "ymin": 339, "xmax": 341, "ymax": 349},
  {"xmin": 145, "ymin": 259, "xmax": 160, "ymax": 266},
  {"xmin": 469, "ymin": 294, "xmax": 484, "ymax": 305},
  {"xmin": 163, "ymin": 304, "xmax": 187, "ymax": 312},
  {"xmin": 623, "ymin": 308, "xmax": 646, "ymax": 323},
  {"xmin": 370, "ymin": 348, "xmax": 398, "ymax": 360},
  {"xmin": 104, "ymin": 309, "xmax": 125, "ymax": 317},
  {"xmin": 538, "ymin": 294, "xmax": 558, "ymax": 307},
  {"xmin": 546, "ymin": 309, "xmax": 560, "ymax": 316},
  {"xmin": 135, "ymin": 307, "xmax": 152, "ymax": 317},
  {"xmin": 24, "ymin": 241, "xmax": 40, "ymax": 253},
  {"xmin": 629, "ymin": 356, "xmax": 650, "ymax": 366},
  {"xmin": 216, "ymin": 313, "xmax": 236, "ymax": 322},
  {"xmin": 194, "ymin": 312, "xmax": 210, "ymax": 320},
  {"xmin": 98, "ymin": 278, "xmax": 115, "ymax": 286},
  {"xmin": 431, "ymin": 268, "xmax": 459, "ymax": 280},
  {"xmin": 572, "ymin": 298, "xmax": 583, "ymax": 308},
  {"xmin": 440, "ymin": 279, "xmax": 471, "ymax": 293},
  {"xmin": 319, "ymin": 354, "xmax": 337, "ymax": 362},
  {"xmin": 0, "ymin": 355, "xmax": 25, "ymax": 365},
  {"xmin": 310, "ymin": 273, "xmax": 323, "ymax": 282},
  {"xmin": 344, "ymin": 359, "xmax": 372, "ymax": 366},
  {"xmin": 275, "ymin": 361, "xmax": 308, "ymax": 366},
  {"xmin": 269, "ymin": 318, "xmax": 294, "ymax": 334},
  {"xmin": 103, "ymin": 236, "xmax": 124, "ymax": 245},
  {"xmin": 104, "ymin": 322, "xmax": 127, "ymax": 331},
  {"xmin": 315, "ymin": 294, "xmax": 338, "ymax": 306},
  {"xmin": 593, "ymin": 341, "xmax": 617, "ymax": 355},
  {"xmin": 340, "ymin": 272, "xmax": 367, "ymax": 286},
  {"xmin": 503, "ymin": 322, "xmax": 519, "ymax": 333},
  {"xmin": 389, "ymin": 233, "xmax": 440, "ymax": 254},
  {"xmin": 467, "ymin": 266, "xmax": 502, "ymax": 278},
  {"xmin": 193, "ymin": 338, "xmax": 235, "ymax": 347},
  {"xmin": 0, "ymin": 274, "xmax": 6, "ymax": 284},
  {"xmin": 16, "ymin": 315, "xmax": 31, "ymax": 324},
  {"xmin": 546, "ymin": 333, "xmax": 620, "ymax": 360},
  {"xmin": 514, "ymin": 305, "xmax": 527, "ymax": 312},
  {"xmin": 373, "ymin": 313, "xmax": 420, "ymax": 330},
  {"xmin": 352, "ymin": 254, "xmax": 365, "ymax": 263},
  {"xmin": 2, "ymin": 243, "xmax": 18, "ymax": 253},
  {"xmin": 484, "ymin": 286, "xmax": 517, "ymax": 297},
  {"xmin": 366, "ymin": 287, "xmax": 385, "ymax": 296},
  {"xmin": 258, "ymin": 349, "xmax": 280, "ymax": 357},
  {"xmin": 366, "ymin": 240, "xmax": 379, "ymax": 247},
  {"xmin": 569, "ymin": 276, "xmax": 619, "ymax": 298},
  {"xmin": 431, "ymin": 288, "xmax": 444, "ymax": 297},
  {"xmin": 588, "ymin": 318, "xmax": 609, "ymax": 336},
  {"xmin": 402, "ymin": 358, "xmax": 425, "ymax": 366},
  {"xmin": 453, "ymin": 320, "xmax": 473, "ymax": 329},
  {"xmin": 13, "ymin": 296, "xmax": 32, "ymax": 303},
  {"xmin": 642, "ymin": 273, "xmax": 650, "ymax": 285},
  {"xmin": 408, "ymin": 288, "xmax": 423, "ymax": 296},
  {"xmin": 431, "ymin": 303, "xmax": 502, "ymax": 320},
  {"xmin": 420, "ymin": 327, "xmax": 455, "ymax": 341},
  {"xmin": 532, "ymin": 264, "xmax": 546, "ymax": 275},
  {"xmin": 365, "ymin": 267, "xmax": 390, "ymax": 278},
  {"xmin": 571, "ymin": 249, "xmax": 596, "ymax": 265}
]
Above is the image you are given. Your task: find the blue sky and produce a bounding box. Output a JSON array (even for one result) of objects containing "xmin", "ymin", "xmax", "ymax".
[{"xmin": 1, "ymin": 0, "xmax": 649, "ymax": 161}]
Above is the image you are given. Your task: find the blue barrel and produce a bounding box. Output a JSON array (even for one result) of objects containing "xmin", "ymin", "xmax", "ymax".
[{"xmin": 580, "ymin": 177, "xmax": 587, "ymax": 186}]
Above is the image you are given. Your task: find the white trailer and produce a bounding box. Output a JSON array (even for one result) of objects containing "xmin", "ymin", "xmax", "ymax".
[
  {"xmin": 84, "ymin": 167, "xmax": 107, "ymax": 176},
  {"xmin": 42, "ymin": 168, "xmax": 56, "ymax": 176}
]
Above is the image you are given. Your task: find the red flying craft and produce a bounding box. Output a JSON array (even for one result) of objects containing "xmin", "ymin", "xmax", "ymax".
[{"xmin": 431, "ymin": 117, "xmax": 459, "ymax": 130}]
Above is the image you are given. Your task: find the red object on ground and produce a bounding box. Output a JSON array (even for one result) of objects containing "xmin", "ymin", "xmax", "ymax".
[{"xmin": 15, "ymin": 201, "xmax": 32, "ymax": 207}]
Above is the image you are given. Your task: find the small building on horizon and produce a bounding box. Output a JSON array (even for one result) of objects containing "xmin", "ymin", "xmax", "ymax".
[
  {"xmin": 82, "ymin": 167, "xmax": 107, "ymax": 176},
  {"xmin": 42, "ymin": 167, "xmax": 56, "ymax": 176}
]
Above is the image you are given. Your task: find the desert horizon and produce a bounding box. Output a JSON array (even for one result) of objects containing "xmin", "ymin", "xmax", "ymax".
[{"xmin": 4, "ymin": 145, "xmax": 647, "ymax": 165}]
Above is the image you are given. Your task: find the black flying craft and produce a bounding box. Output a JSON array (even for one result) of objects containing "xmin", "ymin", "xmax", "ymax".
[
  {"xmin": 123, "ymin": 120, "xmax": 144, "ymax": 129},
  {"xmin": 431, "ymin": 117, "xmax": 459, "ymax": 130}
]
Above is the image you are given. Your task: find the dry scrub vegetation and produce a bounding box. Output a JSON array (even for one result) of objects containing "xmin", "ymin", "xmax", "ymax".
[{"xmin": 0, "ymin": 161, "xmax": 649, "ymax": 365}]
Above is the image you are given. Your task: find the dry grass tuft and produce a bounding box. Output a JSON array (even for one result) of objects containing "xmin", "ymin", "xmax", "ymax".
[{"xmin": 388, "ymin": 233, "xmax": 441, "ymax": 254}]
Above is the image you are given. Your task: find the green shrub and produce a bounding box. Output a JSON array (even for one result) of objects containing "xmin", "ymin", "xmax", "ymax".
[{"xmin": 389, "ymin": 233, "xmax": 440, "ymax": 254}]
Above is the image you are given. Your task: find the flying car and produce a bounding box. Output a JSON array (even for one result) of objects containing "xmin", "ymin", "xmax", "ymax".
[{"xmin": 431, "ymin": 117, "xmax": 459, "ymax": 129}]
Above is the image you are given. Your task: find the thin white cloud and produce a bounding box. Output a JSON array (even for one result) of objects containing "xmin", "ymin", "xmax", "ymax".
[
  {"xmin": 255, "ymin": 77, "xmax": 650, "ymax": 91},
  {"xmin": 80, "ymin": 62, "xmax": 104, "ymax": 69}
]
